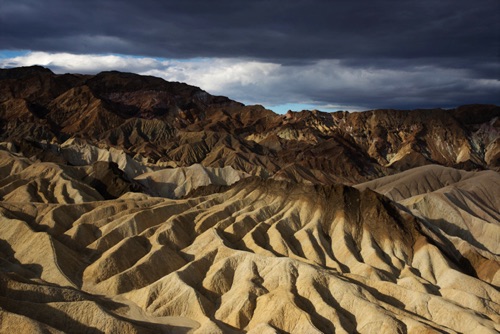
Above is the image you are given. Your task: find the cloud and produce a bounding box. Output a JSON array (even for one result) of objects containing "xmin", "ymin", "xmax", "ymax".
[
  {"xmin": 0, "ymin": 0, "xmax": 498, "ymax": 61},
  {"xmin": 0, "ymin": 51, "xmax": 160, "ymax": 73},
  {"xmin": 1, "ymin": 1, "xmax": 497, "ymax": 110},
  {"xmin": 2, "ymin": 52, "xmax": 498, "ymax": 111}
]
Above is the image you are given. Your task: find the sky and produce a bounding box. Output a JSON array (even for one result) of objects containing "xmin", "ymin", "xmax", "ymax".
[{"xmin": 0, "ymin": 0, "xmax": 499, "ymax": 113}]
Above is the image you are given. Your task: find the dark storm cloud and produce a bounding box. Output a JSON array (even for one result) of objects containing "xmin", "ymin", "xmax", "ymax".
[
  {"xmin": 1, "ymin": 0, "xmax": 498, "ymax": 60},
  {"xmin": 1, "ymin": 0, "xmax": 498, "ymax": 109}
]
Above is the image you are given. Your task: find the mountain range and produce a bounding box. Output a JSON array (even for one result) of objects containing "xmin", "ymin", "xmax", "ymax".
[{"xmin": 0, "ymin": 66, "xmax": 499, "ymax": 333}]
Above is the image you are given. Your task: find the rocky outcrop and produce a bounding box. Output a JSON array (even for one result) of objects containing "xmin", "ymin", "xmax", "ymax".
[
  {"xmin": 1, "ymin": 66, "xmax": 499, "ymax": 184},
  {"xmin": 0, "ymin": 175, "xmax": 498, "ymax": 333},
  {"xmin": 356, "ymin": 165, "xmax": 500, "ymax": 285},
  {"xmin": 0, "ymin": 66, "xmax": 499, "ymax": 333}
]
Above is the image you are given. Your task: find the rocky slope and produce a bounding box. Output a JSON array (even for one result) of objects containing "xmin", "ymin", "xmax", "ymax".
[
  {"xmin": 0, "ymin": 66, "xmax": 499, "ymax": 333},
  {"xmin": 1, "ymin": 66, "xmax": 499, "ymax": 183}
]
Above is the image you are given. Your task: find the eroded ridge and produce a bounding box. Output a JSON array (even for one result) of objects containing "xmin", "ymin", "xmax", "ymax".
[{"xmin": 0, "ymin": 175, "xmax": 498, "ymax": 333}]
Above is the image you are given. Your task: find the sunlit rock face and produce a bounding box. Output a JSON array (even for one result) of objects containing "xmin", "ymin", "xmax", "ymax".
[{"xmin": 0, "ymin": 66, "xmax": 499, "ymax": 333}]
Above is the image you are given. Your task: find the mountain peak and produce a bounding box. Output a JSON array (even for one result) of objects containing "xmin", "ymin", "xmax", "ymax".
[
  {"xmin": 0, "ymin": 67, "xmax": 499, "ymax": 333},
  {"xmin": 0, "ymin": 65, "xmax": 55, "ymax": 79}
]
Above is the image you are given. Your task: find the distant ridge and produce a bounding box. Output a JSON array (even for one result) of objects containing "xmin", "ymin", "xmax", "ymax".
[{"xmin": 1, "ymin": 66, "xmax": 499, "ymax": 185}]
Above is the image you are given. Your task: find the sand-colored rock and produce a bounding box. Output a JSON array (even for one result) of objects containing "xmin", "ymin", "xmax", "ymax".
[
  {"xmin": 0, "ymin": 175, "xmax": 498, "ymax": 333},
  {"xmin": 135, "ymin": 163, "xmax": 248, "ymax": 198},
  {"xmin": 357, "ymin": 164, "xmax": 500, "ymax": 285},
  {"xmin": 0, "ymin": 67, "xmax": 499, "ymax": 333},
  {"xmin": 0, "ymin": 153, "xmax": 104, "ymax": 204}
]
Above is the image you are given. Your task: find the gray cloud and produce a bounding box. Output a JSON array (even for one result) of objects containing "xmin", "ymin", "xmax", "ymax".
[
  {"xmin": 1, "ymin": 0, "xmax": 498, "ymax": 60},
  {"xmin": 2, "ymin": 52, "xmax": 497, "ymax": 111},
  {"xmin": 0, "ymin": 0, "xmax": 498, "ymax": 109}
]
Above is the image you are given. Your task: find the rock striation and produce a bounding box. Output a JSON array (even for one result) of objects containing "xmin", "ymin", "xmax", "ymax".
[
  {"xmin": 1, "ymin": 66, "xmax": 499, "ymax": 183},
  {"xmin": 0, "ymin": 66, "xmax": 498, "ymax": 333}
]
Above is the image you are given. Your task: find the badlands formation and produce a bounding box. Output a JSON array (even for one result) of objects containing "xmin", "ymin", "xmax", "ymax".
[{"xmin": 0, "ymin": 66, "xmax": 499, "ymax": 333}]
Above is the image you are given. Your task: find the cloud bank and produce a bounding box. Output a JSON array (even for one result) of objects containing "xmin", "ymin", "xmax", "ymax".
[
  {"xmin": 2, "ymin": 51, "xmax": 498, "ymax": 111},
  {"xmin": 1, "ymin": 0, "xmax": 498, "ymax": 110},
  {"xmin": 1, "ymin": 0, "xmax": 498, "ymax": 61}
]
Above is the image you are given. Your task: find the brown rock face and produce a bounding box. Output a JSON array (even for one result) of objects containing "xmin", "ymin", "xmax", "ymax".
[
  {"xmin": 0, "ymin": 66, "xmax": 499, "ymax": 333},
  {"xmin": 2, "ymin": 66, "xmax": 499, "ymax": 182}
]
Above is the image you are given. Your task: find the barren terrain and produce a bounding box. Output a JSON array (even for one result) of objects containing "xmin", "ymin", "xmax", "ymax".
[{"xmin": 0, "ymin": 66, "xmax": 498, "ymax": 333}]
